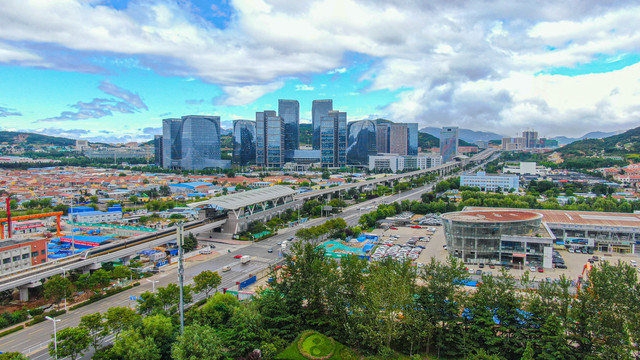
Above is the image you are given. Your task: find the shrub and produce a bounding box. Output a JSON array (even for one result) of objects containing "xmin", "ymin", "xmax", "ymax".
[
  {"xmin": 0, "ymin": 325, "xmax": 24, "ymax": 338},
  {"xmin": 26, "ymin": 315, "xmax": 45, "ymax": 327},
  {"xmin": 27, "ymin": 308, "xmax": 44, "ymax": 317}
]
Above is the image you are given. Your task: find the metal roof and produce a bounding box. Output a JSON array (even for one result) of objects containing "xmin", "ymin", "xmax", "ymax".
[{"xmin": 187, "ymin": 185, "xmax": 296, "ymax": 210}]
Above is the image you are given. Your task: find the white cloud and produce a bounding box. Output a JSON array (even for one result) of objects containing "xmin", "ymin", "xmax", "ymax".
[
  {"xmin": 1, "ymin": 0, "xmax": 640, "ymax": 135},
  {"xmin": 295, "ymin": 84, "xmax": 315, "ymax": 91}
]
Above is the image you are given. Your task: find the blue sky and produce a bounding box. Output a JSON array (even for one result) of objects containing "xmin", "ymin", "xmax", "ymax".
[{"xmin": 1, "ymin": 0, "xmax": 639, "ymax": 142}]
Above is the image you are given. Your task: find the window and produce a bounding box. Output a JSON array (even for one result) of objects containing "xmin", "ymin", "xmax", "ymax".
[
  {"xmin": 32, "ymin": 251, "xmax": 38, "ymax": 258},
  {"xmin": 12, "ymin": 256, "xmax": 19, "ymax": 262},
  {"xmin": 2, "ymin": 258, "xmax": 10, "ymax": 264},
  {"xmin": 41, "ymin": 250, "xmax": 46, "ymax": 255},
  {"xmin": 22, "ymin": 254, "xmax": 29, "ymax": 259}
]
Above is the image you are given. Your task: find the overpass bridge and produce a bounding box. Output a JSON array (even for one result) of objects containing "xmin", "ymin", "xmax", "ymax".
[{"xmin": 0, "ymin": 218, "xmax": 226, "ymax": 299}]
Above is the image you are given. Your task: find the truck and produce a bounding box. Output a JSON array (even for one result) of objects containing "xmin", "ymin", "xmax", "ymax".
[{"xmin": 241, "ymin": 256, "xmax": 251, "ymax": 264}]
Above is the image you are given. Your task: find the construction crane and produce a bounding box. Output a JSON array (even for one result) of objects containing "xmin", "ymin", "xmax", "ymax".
[{"xmin": 0, "ymin": 211, "xmax": 64, "ymax": 239}]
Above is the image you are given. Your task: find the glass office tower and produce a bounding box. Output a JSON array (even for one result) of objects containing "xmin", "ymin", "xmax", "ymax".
[
  {"xmin": 312, "ymin": 99, "xmax": 333, "ymax": 150},
  {"xmin": 347, "ymin": 120, "xmax": 377, "ymax": 165},
  {"xmin": 376, "ymin": 123, "xmax": 390, "ymax": 154},
  {"xmin": 162, "ymin": 115, "xmax": 226, "ymax": 170},
  {"xmin": 256, "ymin": 111, "xmax": 284, "ymax": 168},
  {"xmin": 389, "ymin": 124, "xmax": 409, "ymax": 155},
  {"xmin": 154, "ymin": 135, "xmax": 163, "ymax": 167},
  {"xmin": 440, "ymin": 126, "xmax": 459, "ymax": 163},
  {"xmin": 278, "ymin": 99, "xmax": 299, "ymax": 161},
  {"xmin": 320, "ymin": 110, "xmax": 347, "ymax": 167},
  {"xmin": 232, "ymin": 120, "xmax": 256, "ymax": 166},
  {"xmin": 407, "ymin": 123, "xmax": 418, "ymax": 155}
]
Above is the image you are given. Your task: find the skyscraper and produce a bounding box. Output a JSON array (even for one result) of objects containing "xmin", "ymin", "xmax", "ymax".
[
  {"xmin": 312, "ymin": 99, "xmax": 333, "ymax": 150},
  {"xmin": 376, "ymin": 123, "xmax": 390, "ymax": 154},
  {"xmin": 278, "ymin": 99, "xmax": 300, "ymax": 161},
  {"xmin": 154, "ymin": 135, "xmax": 163, "ymax": 167},
  {"xmin": 232, "ymin": 120, "xmax": 256, "ymax": 166},
  {"xmin": 523, "ymin": 130, "xmax": 538, "ymax": 149},
  {"xmin": 162, "ymin": 115, "xmax": 229, "ymax": 170},
  {"xmin": 407, "ymin": 123, "xmax": 418, "ymax": 155},
  {"xmin": 440, "ymin": 126, "xmax": 459, "ymax": 163},
  {"xmin": 347, "ymin": 120, "xmax": 377, "ymax": 165},
  {"xmin": 320, "ymin": 110, "xmax": 347, "ymax": 167},
  {"xmin": 389, "ymin": 124, "xmax": 408, "ymax": 155},
  {"xmin": 256, "ymin": 111, "xmax": 285, "ymax": 168}
]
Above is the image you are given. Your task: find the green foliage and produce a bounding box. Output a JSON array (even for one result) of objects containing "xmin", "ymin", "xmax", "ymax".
[
  {"xmin": 0, "ymin": 352, "xmax": 29, "ymax": 360},
  {"xmin": 171, "ymin": 323, "xmax": 224, "ymax": 360},
  {"xmin": 79, "ymin": 313, "xmax": 107, "ymax": 352},
  {"xmin": 193, "ymin": 270, "xmax": 222, "ymax": 298},
  {"xmin": 183, "ymin": 233, "xmax": 198, "ymax": 252},
  {"xmin": 48, "ymin": 327, "xmax": 90, "ymax": 360},
  {"xmin": 104, "ymin": 306, "xmax": 141, "ymax": 340},
  {"xmin": 110, "ymin": 329, "xmax": 162, "ymax": 360},
  {"xmin": 43, "ymin": 275, "xmax": 74, "ymax": 307}
]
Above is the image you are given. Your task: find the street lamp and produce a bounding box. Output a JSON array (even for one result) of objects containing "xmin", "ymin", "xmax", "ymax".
[
  {"xmin": 146, "ymin": 279, "xmax": 159, "ymax": 293},
  {"xmin": 176, "ymin": 222, "xmax": 185, "ymax": 334},
  {"xmin": 61, "ymin": 268, "xmax": 68, "ymax": 312},
  {"xmin": 45, "ymin": 316, "xmax": 61, "ymax": 360}
]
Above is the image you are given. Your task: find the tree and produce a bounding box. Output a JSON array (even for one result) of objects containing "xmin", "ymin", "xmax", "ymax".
[
  {"xmin": 0, "ymin": 353, "xmax": 29, "ymax": 360},
  {"xmin": 79, "ymin": 313, "xmax": 107, "ymax": 352},
  {"xmin": 104, "ymin": 306, "xmax": 141, "ymax": 340},
  {"xmin": 140, "ymin": 315, "xmax": 176, "ymax": 359},
  {"xmin": 193, "ymin": 270, "xmax": 222, "ymax": 298},
  {"xmin": 157, "ymin": 283, "xmax": 193, "ymax": 312},
  {"xmin": 224, "ymin": 305, "xmax": 266, "ymax": 358},
  {"xmin": 159, "ymin": 185, "xmax": 171, "ymax": 196},
  {"xmin": 48, "ymin": 327, "xmax": 90, "ymax": 360},
  {"xmin": 43, "ymin": 275, "xmax": 74, "ymax": 309},
  {"xmin": 183, "ymin": 233, "xmax": 198, "ymax": 253},
  {"xmin": 129, "ymin": 195, "xmax": 139, "ymax": 204},
  {"xmin": 171, "ymin": 323, "xmax": 224, "ymax": 360},
  {"xmin": 111, "ymin": 266, "xmax": 132, "ymax": 282},
  {"xmin": 89, "ymin": 269, "xmax": 112, "ymax": 293},
  {"xmin": 110, "ymin": 330, "xmax": 162, "ymax": 360},
  {"xmin": 89, "ymin": 195, "xmax": 99, "ymax": 203}
]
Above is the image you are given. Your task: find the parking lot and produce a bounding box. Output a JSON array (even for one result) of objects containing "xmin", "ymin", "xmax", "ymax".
[{"xmin": 368, "ymin": 225, "xmax": 640, "ymax": 282}]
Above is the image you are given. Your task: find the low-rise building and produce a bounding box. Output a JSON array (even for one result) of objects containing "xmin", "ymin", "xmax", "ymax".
[
  {"xmin": 369, "ymin": 154, "xmax": 442, "ymax": 173},
  {"xmin": 502, "ymin": 161, "xmax": 549, "ymax": 176},
  {"xmin": 1, "ymin": 237, "xmax": 48, "ymax": 275},
  {"xmin": 460, "ymin": 171, "xmax": 519, "ymax": 191}
]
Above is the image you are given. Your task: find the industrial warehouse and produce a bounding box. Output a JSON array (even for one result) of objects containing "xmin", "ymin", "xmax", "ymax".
[{"xmin": 443, "ymin": 207, "xmax": 640, "ymax": 268}]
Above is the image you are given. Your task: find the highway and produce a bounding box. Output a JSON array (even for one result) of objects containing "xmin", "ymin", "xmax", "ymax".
[{"xmin": 1, "ymin": 153, "xmax": 497, "ymax": 358}]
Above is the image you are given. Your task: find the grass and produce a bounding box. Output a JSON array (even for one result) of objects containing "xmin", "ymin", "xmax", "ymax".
[{"xmin": 301, "ymin": 333, "xmax": 335, "ymax": 358}]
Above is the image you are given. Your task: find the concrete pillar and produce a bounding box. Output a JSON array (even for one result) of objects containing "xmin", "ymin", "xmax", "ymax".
[
  {"xmin": 120, "ymin": 255, "xmax": 131, "ymax": 265},
  {"xmin": 19, "ymin": 286, "xmax": 29, "ymax": 302}
]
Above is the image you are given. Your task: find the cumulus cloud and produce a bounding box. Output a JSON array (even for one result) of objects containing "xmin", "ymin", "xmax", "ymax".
[
  {"xmin": 0, "ymin": 106, "xmax": 21, "ymax": 117},
  {"xmin": 142, "ymin": 127, "xmax": 161, "ymax": 135},
  {"xmin": 40, "ymin": 81, "xmax": 148, "ymax": 122},
  {"xmin": 2, "ymin": 0, "xmax": 640, "ymax": 135}
]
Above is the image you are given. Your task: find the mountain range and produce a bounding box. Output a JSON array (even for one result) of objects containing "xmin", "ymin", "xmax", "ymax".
[
  {"xmin": 419, "ymin": 127, "xmax": 504, "ymax": 143},
  {"xmin": 557, "ymin": 126, "xmax": 640, "ymax": 156},
  {"xmin": 551, "ymin": 131, "xmax": 621, "ymax": 145}
]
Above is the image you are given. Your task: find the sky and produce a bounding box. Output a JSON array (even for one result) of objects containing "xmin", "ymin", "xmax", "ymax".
[{"xmin": 1, "ymin": 0, "xmax": 640, "ymax": 143}]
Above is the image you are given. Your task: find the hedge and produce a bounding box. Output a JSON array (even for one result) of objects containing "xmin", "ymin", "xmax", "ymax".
[
  {"xmin": 26, "ymin": 315, "xmax": 45, "ymax": 327},
  {"xmin": 0, "ymin": 325, "xmax": 24, "ymax": 338}
]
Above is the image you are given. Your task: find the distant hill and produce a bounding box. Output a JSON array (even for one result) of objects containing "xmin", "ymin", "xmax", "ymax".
[
  {"xmin": 552, "ymin": 131, "xmax": 620, "ymax": 145},
  {"xmin": 557, "ymin": 126, "xmax": 640, "ymax": 157},
  {"xmin": 419, "ymin": 132, "xmax": 439, "ymax": 149},
  {"xmin": 0, "ymin": 131, "xmax": 75, "ymax": 147},
  {"xmin": 299, "ymin": 123, "xmax": 312, "ymax": 146},
  {"xmin": 419, "ymin": 127, "xmax": 504, "ymax": 143}
]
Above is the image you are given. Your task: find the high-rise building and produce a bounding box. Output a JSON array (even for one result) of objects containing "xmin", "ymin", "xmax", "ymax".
[
  {"xmin": 347, "ymin": 120, "xmax": 377, "ymax": 165},
  {"xmin": 376, "ymin": 123, "xmax": 390, "ymax": 154},
  {"xmin": 523, "ymin": 130, "xmax": 538, "ymax": 149},
  {"xmin": 320, "ymin": 110, "xmax": 347, "ymax": 167},
  {"xmin": 407, "ymin": 123, "xmax": 418, "ymax": 155},
  {"xmin": 256, "ymin": 111, "xmax": 285, "ymax": 168},
  {"xmin": 232, "ymin": 120, "xmax": 256, "ymax": 166},
  {"xmin": 312, "ymin": 99, "xmax": 333, "ymax": 150},
  {"xmin": 278, "ymin": 99, "xmax": 300, "ymax": 161},
  {"xmin": 162, "ymin": 115, "xmax": 229, "ymax": 170},
  {"xmin": 440, "ymin": 126, "xmax": 459, "ymax": 163},
  {"xmin": 389, "ymin": 124, "xmax": 408, "ymax": 155},
  {"xmin": 153, "ymin": 135, "xmax": 163, "ymax": 167},
  {"xmin": 502, "ymin": 137, "xmax": 526, "ymax": 151}
]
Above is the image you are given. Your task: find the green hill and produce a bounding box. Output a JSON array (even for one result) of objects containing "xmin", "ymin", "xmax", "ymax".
[
  {"xmin": 0, "ymin": 131, "xmax": 75, "ymax": 147},
  {"xmin": 558, "ymin": 126, "xmax": 640, "ymax": 157}
]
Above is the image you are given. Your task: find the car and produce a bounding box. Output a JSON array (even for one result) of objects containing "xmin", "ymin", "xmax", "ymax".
[
  {"xmin": 538, "ymin": 267, "xmax": 544, "ymax": 273},
  {"xmin": 504, "ymin": 265, "xmax": 512, "ymax": 270},
  {"xmin": 555, "ymin": 264, "xmax": 567, "ymax": 269},
  {"xmin": 479, "ymin": 263, "xmax": 485, "ymax": 268},
  {"xmin": 411, "ymin": 225, "xmax": 421, "ymax": 229},
  {"xmin": 390, "ymin": 227, "xmax": 398, "ymax": 230},
  {"xmin": 592, "ymin": 256, "xmax": 599, "ymax": 261},
  {"xmin": 489, "ymin": 264, "xmax": 495, "ymax": 269},
  {"xmin": 568, "ymin": 248, "xmax": 574, "ymax": 253},
  {"xmin": 288, "ymin": 237, "xmax": 294, "ymax": 241},
  {"xmin": 468, "ymin": 269, "xmax": 474, "ymax": 274},
  {"xmin": 475, "ymin": 270, "xmax": 482, "ymax": 275},
  {"xmin": 222, "ymin": 265, "xmax": 231, "ymax": 272},
  {"xmin": 529, "ymin": 266, "xmax": 537, "ymax": 272},
  {"xmin": 277, "ymin": 242, "xmax": 282, "ymax": 245},
  {"xmin": 233, "ymin": 254, "xmax": 243, "ymax": 259},
  {"xmin": 268, "ymin": 248, "xmax": 273, "ymax": 253},
  {"xmin": 575, "ymin": 248, "xmax": 582, "ymax": 254}
]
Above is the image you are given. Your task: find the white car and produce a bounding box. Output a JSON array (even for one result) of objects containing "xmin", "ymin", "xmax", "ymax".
[{"xmin": 529, "ymin": 266, "xmax": 536, "ymax": 272}]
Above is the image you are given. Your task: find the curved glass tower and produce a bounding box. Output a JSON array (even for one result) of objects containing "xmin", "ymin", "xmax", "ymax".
[
  {"xmin": 162, "ymin": 115, "xmax": 228, "ymax": 170},
  {"xmin": 278, "ymin": 99, "xmax": 299, "ymax": 161},
  {"xmin": 347, "ymin": 120, "xmax": 377, "ymax": 165}
]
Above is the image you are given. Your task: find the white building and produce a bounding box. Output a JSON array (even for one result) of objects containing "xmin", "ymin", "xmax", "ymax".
[
  {"xmin": 502, "ymin": 137, "xmax": 525, "ymax": 151},
  {"xmin": 70, "ymin": 210, "xmax": 122, "ymax": 224},
  {"xmin": 75, "ymin": 139, "xmax": 89, "ymax": 152},
  {"xmin": 369, "ymin": 154, "xmax": 442, "ymax": 173},
  {"xmin": 502, "ymin": 162, "xmax": 549, "ymax": 176},
  {"xmin": 460, "ymin": 171, "xmax": 520, "ymax": 191}
]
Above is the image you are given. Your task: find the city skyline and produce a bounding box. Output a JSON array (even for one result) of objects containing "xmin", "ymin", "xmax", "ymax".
[{"xmin": 1, "ymin": 1, "xmax": 639, "ymax": 142}]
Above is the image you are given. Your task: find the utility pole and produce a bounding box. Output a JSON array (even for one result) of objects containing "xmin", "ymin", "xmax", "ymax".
[{"xmin": 177, "ymin": 222, "xmax": 185, "ymax": 334}]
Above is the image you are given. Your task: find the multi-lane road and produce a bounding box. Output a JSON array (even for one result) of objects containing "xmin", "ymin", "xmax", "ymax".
[{"xmin": 0, "ymin": 160, "xmax": 492, "ymax": 359}]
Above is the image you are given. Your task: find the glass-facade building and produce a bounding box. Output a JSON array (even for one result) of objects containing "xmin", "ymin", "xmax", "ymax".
[
  {"xmin": 442, "ymin": 210, "xmax": 545, "ymax": 266},
  {"xmin": 154, "ymin": 135, "xmax": 163, "ymax": 167},
  {"xmin": 312, "ymin": 99, "xmax": 333, "ymax": 150},
  {"xmin": 256, "ymin": 111, "xmax": 285, "ymax": 168},
  {"xmin": 232, "ymin": 120, "xmax": 256, "ymax": 166},
  {"xmin": 320, "ymin": 110, "xmax": 346, "ymax": 167},
  {"xmin": 407, "ymin": 123, "xmax": 418, "ymax": 155},
  {"xmin": 376, "ymin": 124, "xmax": 390, "ymax": 154},
  {"xmin": 162, "ymin": 115, "xmax": 228, "ymax": 170},
  {"xmin": 347, "ymin": 120, "xmax": 377, "ymax": 165},
  {"xmin": 440, "ymin": 126, "xmax": 459, "ymax": 163},
  {"xmin": 278, "ymin": 99, "xmax": 299, "ymax": 161},
  {"xmin": 389, "ymin": 124, "xmax": 408, "ymax": 155}
]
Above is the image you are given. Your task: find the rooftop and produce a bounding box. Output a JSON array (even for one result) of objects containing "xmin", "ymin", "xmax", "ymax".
[
  {"xmin": 442, "ymin": 210, "xmax": 543, "ymax": 223},
  {"xmin": 465, "ymin": 207, "xmax": 640, "ymax": 228},
  {"xmin": 187, "ymin": 185, "xmax": 296, "ymax": 210}
]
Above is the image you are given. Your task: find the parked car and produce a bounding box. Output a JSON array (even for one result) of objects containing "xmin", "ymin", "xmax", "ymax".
[
  {"xmin": 390, "ymin": 227, "xmax": 398, "ymax": 230},
  {"xmin": 489, "ymin": 264, "xmax": 495, "ymax": 269},
  {"xmin": 475, "ymin": 270, "xmax": 482, "ymax": 275},
  {"xmin": 268, "ymin": 248, "xmax": 273, "ymax": 253},
  {"xmin": 479, "ymin": 263, "xmax": 485, "ymax": 268},
  {"xmin": 233, "ymin": 254, "xmax": 243, "ymax": 259},
  {"xmin": 529, "ymin": 266, "xmax": 537, "ymax": 272},
  {"xmin": 538, "ymin": 267, "xmax": 544, "ymax": 273},
  {"xmin": 555, "ymin": 264, "xmax": 567, "ymax": 269}
]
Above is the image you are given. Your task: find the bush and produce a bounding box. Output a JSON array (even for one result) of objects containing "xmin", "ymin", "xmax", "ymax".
[
  {"xmin": 44, "ymin": 309, "xmax": 66, "ymax": 318},
  {"xmin": 27, "ymin": 308, "xmax": 44, "ymax": 317},
  {"xmin": 26, "ymin": 315, "xmax": 45, "ymax": 327},
  {"xmin": 0, "ymin": 325, "xmax": 24, "ymax": 338},
  {"xmin": 69, "ymin": 283, "xmax": 137, "ymax": 311}
]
